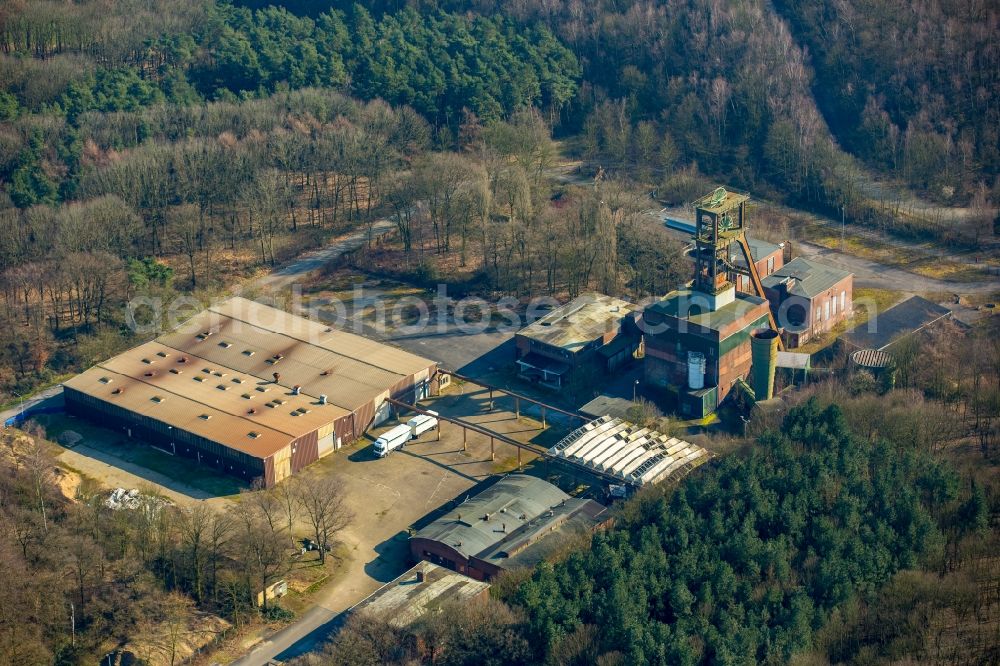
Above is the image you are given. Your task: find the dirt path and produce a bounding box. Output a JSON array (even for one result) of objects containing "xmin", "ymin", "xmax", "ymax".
[{"xmin": 253, "ymin": 219, "xmax": 395, "ymax": 293}]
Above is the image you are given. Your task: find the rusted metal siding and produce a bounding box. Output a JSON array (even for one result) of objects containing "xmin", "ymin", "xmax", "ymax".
[
  {"xmin": 264, "ymin": 456, "xmax": 275, "ymax": 488},
  {"xmin": 349, "ymin": 398, "xmax": 377, "ymax": 440},
  {"xmin": 290, "ymin": 430, "xmax": 319, "ymax": 473},
  {"xmin": 333, "ymin": 414, "xmax": 353, "ymax": 447}
]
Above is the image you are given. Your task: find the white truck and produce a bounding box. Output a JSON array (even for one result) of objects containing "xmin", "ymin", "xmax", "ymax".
[
  {"xmin": 407, "ymin": 411, "xmax": 439, "ymax": 439},
  {"xmin": 373, "ymin": 424, "xmax": 412, "ymax": 458}
]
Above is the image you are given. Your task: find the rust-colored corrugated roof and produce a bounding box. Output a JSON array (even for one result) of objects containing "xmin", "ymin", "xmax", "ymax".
[
  {"xmin": 97, "ymin": 341, "xmax": 349, "ymax": 436},
  {"xmin": 65, "ymin": 298, "xmax": 437, "ymax": 459},
  {"xmin": 64, "ymin": 366, "xmax": 296, "ymax": 458},
  {"xmin": 160, "ymin": 300, "xmax": 431, "ymax": 412},
  {"xmin": 210, "ymin": 297, "xmax": 435, "ymax": 377}
]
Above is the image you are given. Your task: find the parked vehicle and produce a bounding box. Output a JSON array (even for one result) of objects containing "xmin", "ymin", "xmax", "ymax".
[
  {"xmin": 407, "ymin": 411, "xmax": 439, "ymax": 439},
  {"xmin": 373, "ymin": 424, "xmax": 412, "ymax": 457}
]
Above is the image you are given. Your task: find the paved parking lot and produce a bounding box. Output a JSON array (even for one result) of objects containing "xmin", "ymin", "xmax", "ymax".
[{"xmin": 237, "ymin": 382, "xmax": 588, "ymax": 664}]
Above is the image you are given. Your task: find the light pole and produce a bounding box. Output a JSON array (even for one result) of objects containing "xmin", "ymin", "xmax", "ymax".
[
  {"xmin": 12, "ymin": 391, "xmax": 25, "ymax": 425},
  {"xmin": 841, "ymin": 205, "xmax": 845, "ymax": 252},
  {"xmin": 633, "ymin": 379, "xmax": 640, "ymax": 403}
]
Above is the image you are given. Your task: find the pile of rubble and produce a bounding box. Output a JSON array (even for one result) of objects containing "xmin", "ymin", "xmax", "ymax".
[{"xmin": 106, "ymin": 487, "xmax": 142, "ymax": 510}]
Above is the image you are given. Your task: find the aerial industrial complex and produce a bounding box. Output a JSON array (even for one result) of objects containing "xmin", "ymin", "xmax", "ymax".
[
  {"xmin": 48, "ymin": 180, "xmax": 966, "ymax": 664},
  {"xmin": 64, "ymin": 297, "xmax": 437, "ymax": 487},
  {"xmin": 60, "ymin": 187, "xmax": 862, "ymax": 491}
]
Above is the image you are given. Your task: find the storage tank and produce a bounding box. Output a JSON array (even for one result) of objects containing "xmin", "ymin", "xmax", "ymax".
[
  {"xmin": 750, "ymin": 329, "xmax": 779, "ymax": 400},
  {"xmin": 687, "ymin": 351, "xmax": 706, "ymax": 390}
]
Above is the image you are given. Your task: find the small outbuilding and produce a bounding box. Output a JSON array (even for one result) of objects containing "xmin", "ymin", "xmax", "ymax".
[{"xmin": 350, "ymin": 561, "xmax": 490, "ymax": 629}]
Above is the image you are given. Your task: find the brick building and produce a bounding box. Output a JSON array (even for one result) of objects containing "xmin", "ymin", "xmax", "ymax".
[
  {"xmin": 730, "ymin": 238, "xmax": 784, "ymax": 294},
  {"xmin": 409, "ymin": 475, "xmax": 609, "ymax": 581},
  {"xmin": 761, "ymin": 257, "xmax": 853, "ymax": 348},
  {"xmin": 642, "ymin": 290, "xmax": 772, "ymax": 417},
  {"xmin": 515, "ymin": 292, "xmax": 640, "ymax": 390},
  {"xmin": 64, "ymin": 297, "xmax": 437, "ymax": 487}
]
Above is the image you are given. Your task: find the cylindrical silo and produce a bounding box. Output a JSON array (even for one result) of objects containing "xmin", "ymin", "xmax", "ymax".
[
  {"xmin": 687, "ymin": 351, "xmax": 706, "ymax": 390},
  {"xmin": 750, "ymin": 329, "xmax": 779, "ymax": 401}
]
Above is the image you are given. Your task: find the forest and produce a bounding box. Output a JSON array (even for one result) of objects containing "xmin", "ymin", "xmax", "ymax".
[
  {"xmin": 1, "ymin": 0, "xmax": 997, "ymax": 404},
  {"xmin": 0, "ymin": 425, "xmax": 351, "ymax": 664},
  {"xmin": 307, "ymin": 380, "xmax": 997, "ymax": 665}
]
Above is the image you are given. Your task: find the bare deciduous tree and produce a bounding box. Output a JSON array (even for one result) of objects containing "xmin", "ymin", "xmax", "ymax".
[{"xmin": 296, "ymin": 476, "xmax": 352, "ymax": 564}]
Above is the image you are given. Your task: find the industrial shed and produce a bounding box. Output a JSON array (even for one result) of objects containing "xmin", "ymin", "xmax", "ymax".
[
  {"xmin": 64, "ymin": 297, "xmax": 437, "ymax": 487},
  {"xmin": 515, "ymin": 292, "xmax": 640, "ymax": 389},
  {"xmin": 410, "ymin": 475, "xmax": 609, "ymax": 581},
  {"xmin": 351, "ymin": 562, "xmax": 490, "ymax": 629}
]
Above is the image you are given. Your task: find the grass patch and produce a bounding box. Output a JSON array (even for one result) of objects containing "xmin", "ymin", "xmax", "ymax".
[
  {"xmin": 798, "ymin": 220, "xmax": 992, "ymax": 282},
  {"xmin": 792, "ymin": 287, "xmax": 903, "ymax": 356},
  {"xmin": 492, "ymin": 453, "xmax": 529, "ymax": 474},
  {"xmin": 33, "ymin": 413, "xmax": 246, "ymax": 497}
]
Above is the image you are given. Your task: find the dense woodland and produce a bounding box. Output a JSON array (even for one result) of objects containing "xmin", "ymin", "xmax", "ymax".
[
  {"xmin": 310, "ymin": 389, "xmax": 997, "ymax": 665},
  {"xmin": 1, "ymin": 0, "xmax": 997, "ymax": 402}
]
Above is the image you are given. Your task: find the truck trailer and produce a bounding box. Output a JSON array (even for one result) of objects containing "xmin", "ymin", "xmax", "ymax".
[
  {"xmin": 407, "ymin": 411, "xmax": 439, "ymax": 439},
  {"xmin": 374, "ymin": 424, "xmax": 412, "ymax": 457}
]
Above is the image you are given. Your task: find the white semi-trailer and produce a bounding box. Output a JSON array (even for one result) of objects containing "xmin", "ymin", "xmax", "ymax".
[
  {"xmin": 373, "ymin": 424, "xmax": 413, "ymax": 457},
  {"xmin": 407, "ymin": 411, "xmax": 439, "ymax": 439}
]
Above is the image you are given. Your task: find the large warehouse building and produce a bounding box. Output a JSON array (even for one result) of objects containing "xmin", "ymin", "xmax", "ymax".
[{"xmin": 64, "ymin": 297, "xmax": 438, "ymax": 487}]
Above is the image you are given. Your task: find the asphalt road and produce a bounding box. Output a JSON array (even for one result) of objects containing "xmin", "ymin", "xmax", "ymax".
[
  {"xmin": 794, "ymin": 240, "xmax": 998, "ymax": 294},
  {"xmin": 0, "ymin": 385, "xmax": 64, "ymax": 425}
]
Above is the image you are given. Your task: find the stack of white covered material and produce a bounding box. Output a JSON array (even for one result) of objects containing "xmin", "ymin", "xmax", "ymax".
[{"xmin": 549, "ymin": 416, "xmax": 711, "ymax": 487}]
